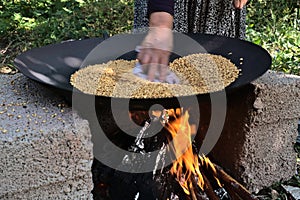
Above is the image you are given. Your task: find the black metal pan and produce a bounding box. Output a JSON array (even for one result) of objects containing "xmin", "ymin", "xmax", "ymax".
[
  {"xmin": 14, "ymin": 37, "xmax": 105, "ymax": 91},
  {"xmin": 14, "ymin": 33, "xmax": 271, "ymax": 110}
]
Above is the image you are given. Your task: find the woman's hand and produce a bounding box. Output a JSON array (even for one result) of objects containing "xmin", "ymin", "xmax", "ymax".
[
  {"xmin": 233, "ymin": 0, "xmax": 248, "ymax": 9},
  {"xmin": 137, "ymin": 12, "xmax": 173, "ymax": 82}
]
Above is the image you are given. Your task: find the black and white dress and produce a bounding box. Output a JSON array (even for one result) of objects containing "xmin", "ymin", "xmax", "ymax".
[{"xmin": 134, "ymin": 0, "xmax": 247, "ymax": 39}]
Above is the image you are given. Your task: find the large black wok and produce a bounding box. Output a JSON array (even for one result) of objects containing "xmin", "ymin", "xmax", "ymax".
[{"xmin": 14, "ymin": 33, "xmax": 271, "ymax": 110}]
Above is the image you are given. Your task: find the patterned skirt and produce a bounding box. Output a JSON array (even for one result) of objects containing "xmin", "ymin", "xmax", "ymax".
[{"xmin": 134, "ymin": 0, "xmax": 247, "ymax": 39}]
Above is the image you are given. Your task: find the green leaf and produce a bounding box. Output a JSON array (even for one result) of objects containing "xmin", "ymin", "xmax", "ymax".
[
  {"xmin": 62, "ymin": 7, "xmax": 72, "ymax": 13},
  {"xmin": 75, "ymin": 0, "xmax": 85, "ymax": 6}
]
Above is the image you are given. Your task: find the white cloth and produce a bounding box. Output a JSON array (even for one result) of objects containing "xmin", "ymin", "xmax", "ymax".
[{"xmin": 133, "ymin": 62, "xmax": 180, "ymax": 84}]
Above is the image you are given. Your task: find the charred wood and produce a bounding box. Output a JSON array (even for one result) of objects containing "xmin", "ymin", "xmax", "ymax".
[{"xmin": 214, "ymin": 164, "xmax": 259, "ymax": 200}]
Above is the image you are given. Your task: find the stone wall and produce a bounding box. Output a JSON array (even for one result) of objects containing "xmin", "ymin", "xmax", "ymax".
[
  {"xmin": 0, "ymin": 74, "xmax": 93, "ymax": 199},
  {"xmin": 210, "ymin": 70, "xmax": 300, "ymax": 193}
]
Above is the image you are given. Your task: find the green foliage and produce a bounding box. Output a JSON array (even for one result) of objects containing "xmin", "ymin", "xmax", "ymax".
[
  {"xmin": 0, "ymin": 0, "xmax": 134, "ymax": 67},
  {"xmin": 0, "ymin": 0, "xmax": 299, "ymax": 76},
  {"xmin": 246, "ymin": 0, "xmax": 300, "ymax": 75},
  {"xmin": 0, "ymin": 0, "xmax": 133, "ymax": 41}
]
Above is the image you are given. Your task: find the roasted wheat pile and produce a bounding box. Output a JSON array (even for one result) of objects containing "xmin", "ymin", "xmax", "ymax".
[{"xmin": 70, "ymin": 53, "xmax": 240, "ymax": 98}]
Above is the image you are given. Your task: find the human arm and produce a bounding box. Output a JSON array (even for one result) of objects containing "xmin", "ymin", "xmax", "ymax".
[
  {"xmin": 137, "ymin": 0, "xmax": 248, "ymax": 82},
  {"xmin": 137, "ymin": 12, "xmax": 173, "ymax": 82},
  {"xmin": 233, "ymin": 0, "xmax": 248, "ymax": 9},
  {"xmin": 137, "ymin": 0, "xmax": 174, "ymax": 82}
]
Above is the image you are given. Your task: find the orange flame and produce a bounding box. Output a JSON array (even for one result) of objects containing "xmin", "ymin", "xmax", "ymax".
[{"xmin": 165, "ymin": 108, "xmax": 221, "ymax": 195}]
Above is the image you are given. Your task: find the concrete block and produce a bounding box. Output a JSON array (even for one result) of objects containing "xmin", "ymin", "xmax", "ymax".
[
  {"xmin": 252, "ymin": 70, "xmax": 300, "ymax": 124},
  {"xmin": 241, "ymin": 119, "xmax": 298, "ymax": 192},
  {"xmin": 0, "ymin": 74, "xmax": 93, "ymax": 198},
  {"xmin": 210, "ymin": 70, "xmax": 300, "ymax": 193},
  {"xmin": 1, "ymin": 174, "xmax": 93, "ymax": 200}
]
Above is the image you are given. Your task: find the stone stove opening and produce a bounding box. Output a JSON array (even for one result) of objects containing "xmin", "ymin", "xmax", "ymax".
[{"xmin": 89, "ymin": 96, "xmax": 258, "ymax": 200}]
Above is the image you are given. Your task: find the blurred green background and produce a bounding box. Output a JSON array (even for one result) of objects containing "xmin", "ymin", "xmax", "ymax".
[{"xmin": 0, "ymin": 0, "xmax": 299, "ymax": 75}]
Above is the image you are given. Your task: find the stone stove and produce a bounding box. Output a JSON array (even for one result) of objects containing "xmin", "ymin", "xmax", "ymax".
[{"xmin": 0, "ymin": 70, "xmax": 299, "ymax": 199}]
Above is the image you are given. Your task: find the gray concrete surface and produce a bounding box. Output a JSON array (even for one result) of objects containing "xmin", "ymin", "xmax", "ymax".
[
  {"xmin": 0, "ymin": 74, "xmax": 93, "ymax": 199},
  {"xmin": 210, "ymin": 70, "xmax": 300, "ymax": 193},
  {"xmin": 252, "ymin": 71, "xmax": 300, "ymax": 124},
  {"xmin": 2, "ymin": 174, "xmax": 93, "ymax": 200}
]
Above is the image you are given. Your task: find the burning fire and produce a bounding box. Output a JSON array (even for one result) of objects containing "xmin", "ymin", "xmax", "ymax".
[{"xmin": 164, "ymin": 109, "xmax": 221, "ymax": 195}]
